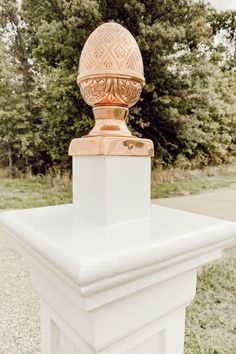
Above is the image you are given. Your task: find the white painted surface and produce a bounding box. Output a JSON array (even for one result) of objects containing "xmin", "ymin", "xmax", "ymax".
[
  {"xmin": 73, "ymin": 156, "xmax": 151, "ymax": 225},
  {"xmin": 31, "ymin": 255, "xmax": 195, "ymax": 353},
  {"xmin": 1, "ymin": 201, "xmax": 235, "ymax": 353},
  {"xmin": 1, "ymin": 203, "xmax": 235, "ymax": 293},
  {"xmin": 1, "ymin": 154, "xmax": 236, "ymax": 353}
]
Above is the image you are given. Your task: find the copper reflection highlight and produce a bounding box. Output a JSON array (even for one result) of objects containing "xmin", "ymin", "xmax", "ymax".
[{"xmin": 69, "ymin": 22, "xmax": 154, "ymax": 156}]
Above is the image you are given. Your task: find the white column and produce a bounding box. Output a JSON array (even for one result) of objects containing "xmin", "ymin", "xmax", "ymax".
[
  {"xmin": 40, "ymin": 300, "xmax": 89, "ymax": 354},
  {"xmin": 72, "ymin": 156, "xmax": 151, "ymax": 225},
  {"xmin": 0, "ymin": 165, "xmax": 235, "ymax": 354},
  {"xmin": 31, "ymin": 260, "xmax": 197, "ymax": 354}
]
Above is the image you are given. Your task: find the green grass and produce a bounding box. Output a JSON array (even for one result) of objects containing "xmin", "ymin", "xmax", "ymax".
[
  {"xmin": 1, "ymin": 167, "xmax": 236, "ymax": 209},
  {"xmin": 185, "ymin": 257, "xmax": 236, "ymax": 354},
  {"xmin": 0, "ymin": 169, "xmax": 236, "ymax": 353},
  {"xmin": 0, "ymin": 176, "xmax": 72, "ymax": 209},
  {"xmin": 151, "ymin": 173, "xmax": 236, "ymax": 199}
]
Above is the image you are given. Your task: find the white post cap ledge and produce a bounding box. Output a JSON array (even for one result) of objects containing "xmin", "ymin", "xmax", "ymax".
[
  {"xmin": 1, "ymin": 203, "xmax": 235, "ymax": 299},
  {"xmin": 1, "ymin": 203, "xmax": 236, "ymax": 354}
]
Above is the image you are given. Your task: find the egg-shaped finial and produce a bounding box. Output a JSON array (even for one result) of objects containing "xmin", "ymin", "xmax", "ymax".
[
  {"xmin": 69, "ymin": 23, "xmax": 153, "ymax": 155},
  {"xmin": 78, "ymin": 22, "xmax": 144, "ymax": 83},
  {"xmin": 77, "ymin": 22, "xmax": 146, "ymax": 138},
  {"xmin": 77, "ymin": 22, "xmax": 145, "ymax": 109}
]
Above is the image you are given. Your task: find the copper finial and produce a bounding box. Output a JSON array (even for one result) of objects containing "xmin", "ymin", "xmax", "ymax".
[{"xmin": 69, "ymin": 22, "xmax": 154, "ymax": 156}]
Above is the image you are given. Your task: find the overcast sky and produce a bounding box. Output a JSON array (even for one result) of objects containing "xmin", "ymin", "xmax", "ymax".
[{"xmin": 209, "ymin": 0, "xmax": 236, "ymax": 10}]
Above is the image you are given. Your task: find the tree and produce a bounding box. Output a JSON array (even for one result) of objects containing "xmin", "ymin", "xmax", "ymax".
[
  {"xmin": 97, "ymin": 0, "xmax": 232, "ymax": 166},
  {"xmin": 21, "ymin": 0, "xmax": 101, "ymax": 172},
  {"xmin": 0, "ymin": 44, "xmax": 31, "ymax": 175},
  {"xmin": 1, "ymin": 0, "xmax": 235, "ymax": 172},
  {"xmin": 0, "ymin": 0, "xmax": 43, "ymax": 174}
]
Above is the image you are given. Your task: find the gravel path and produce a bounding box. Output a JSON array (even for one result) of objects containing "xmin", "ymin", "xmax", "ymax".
[
  {"xmin": 0, "ymin": 221, "xmax": 40, "ymax": 354},
  {"xmin": 0, "ymin": 186, "xmax": 236, "ymax": 353}
]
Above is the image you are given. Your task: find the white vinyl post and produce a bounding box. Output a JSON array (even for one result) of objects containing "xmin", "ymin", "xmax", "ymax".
[{"xmin": 1, "ymin": 153, "xmax": 236, "ymax": 353}]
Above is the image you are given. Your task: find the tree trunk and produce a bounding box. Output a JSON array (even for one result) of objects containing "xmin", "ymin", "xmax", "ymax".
[{"xmin": 8, "ymin": 147, "xmax": 13, "ymax": 178}]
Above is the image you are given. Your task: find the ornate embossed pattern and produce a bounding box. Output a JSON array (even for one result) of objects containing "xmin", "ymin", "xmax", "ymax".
[
  {"xmin": 78, "ymin": 22, "xmax": 144, "ymax": 82},
  {"xmin": 80, "ymin": 78, "xmax": 142, "ymax": 107}
]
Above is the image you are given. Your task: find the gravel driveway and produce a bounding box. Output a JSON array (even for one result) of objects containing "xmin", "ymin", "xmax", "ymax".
[{"xmin": 0, "ymin": 222, "xmax": 40, "ymax": 354}]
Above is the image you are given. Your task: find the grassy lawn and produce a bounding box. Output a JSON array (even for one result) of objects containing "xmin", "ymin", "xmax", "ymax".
[
  {"xmin": 0, "ymin": 167, "xmax": 236, "ymax": 353},
  {"xmin": 1, "ymin": 164, "xmax": 236, "ymax": 209},
  {"xmin": 0, "ymin": 176, "xmax": 72, "ymax": 209},
  {"xmin": 151, "ymin": 173, "xmax": 236, "ymax": 199},
  {"xmin": 185, "ymin": 257, "xmax": 236, "ymax": 353}
]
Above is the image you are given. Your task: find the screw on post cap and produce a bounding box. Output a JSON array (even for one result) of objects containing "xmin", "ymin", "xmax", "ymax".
[{"xmin": 69, "ymin": 22, "xmax": 154, "ymax": 157}]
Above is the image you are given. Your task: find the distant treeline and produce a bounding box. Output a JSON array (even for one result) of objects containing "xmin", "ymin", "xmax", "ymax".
[{"xmin": 0, "ymin": 0, "xmax": 236, "ymax": 175}]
